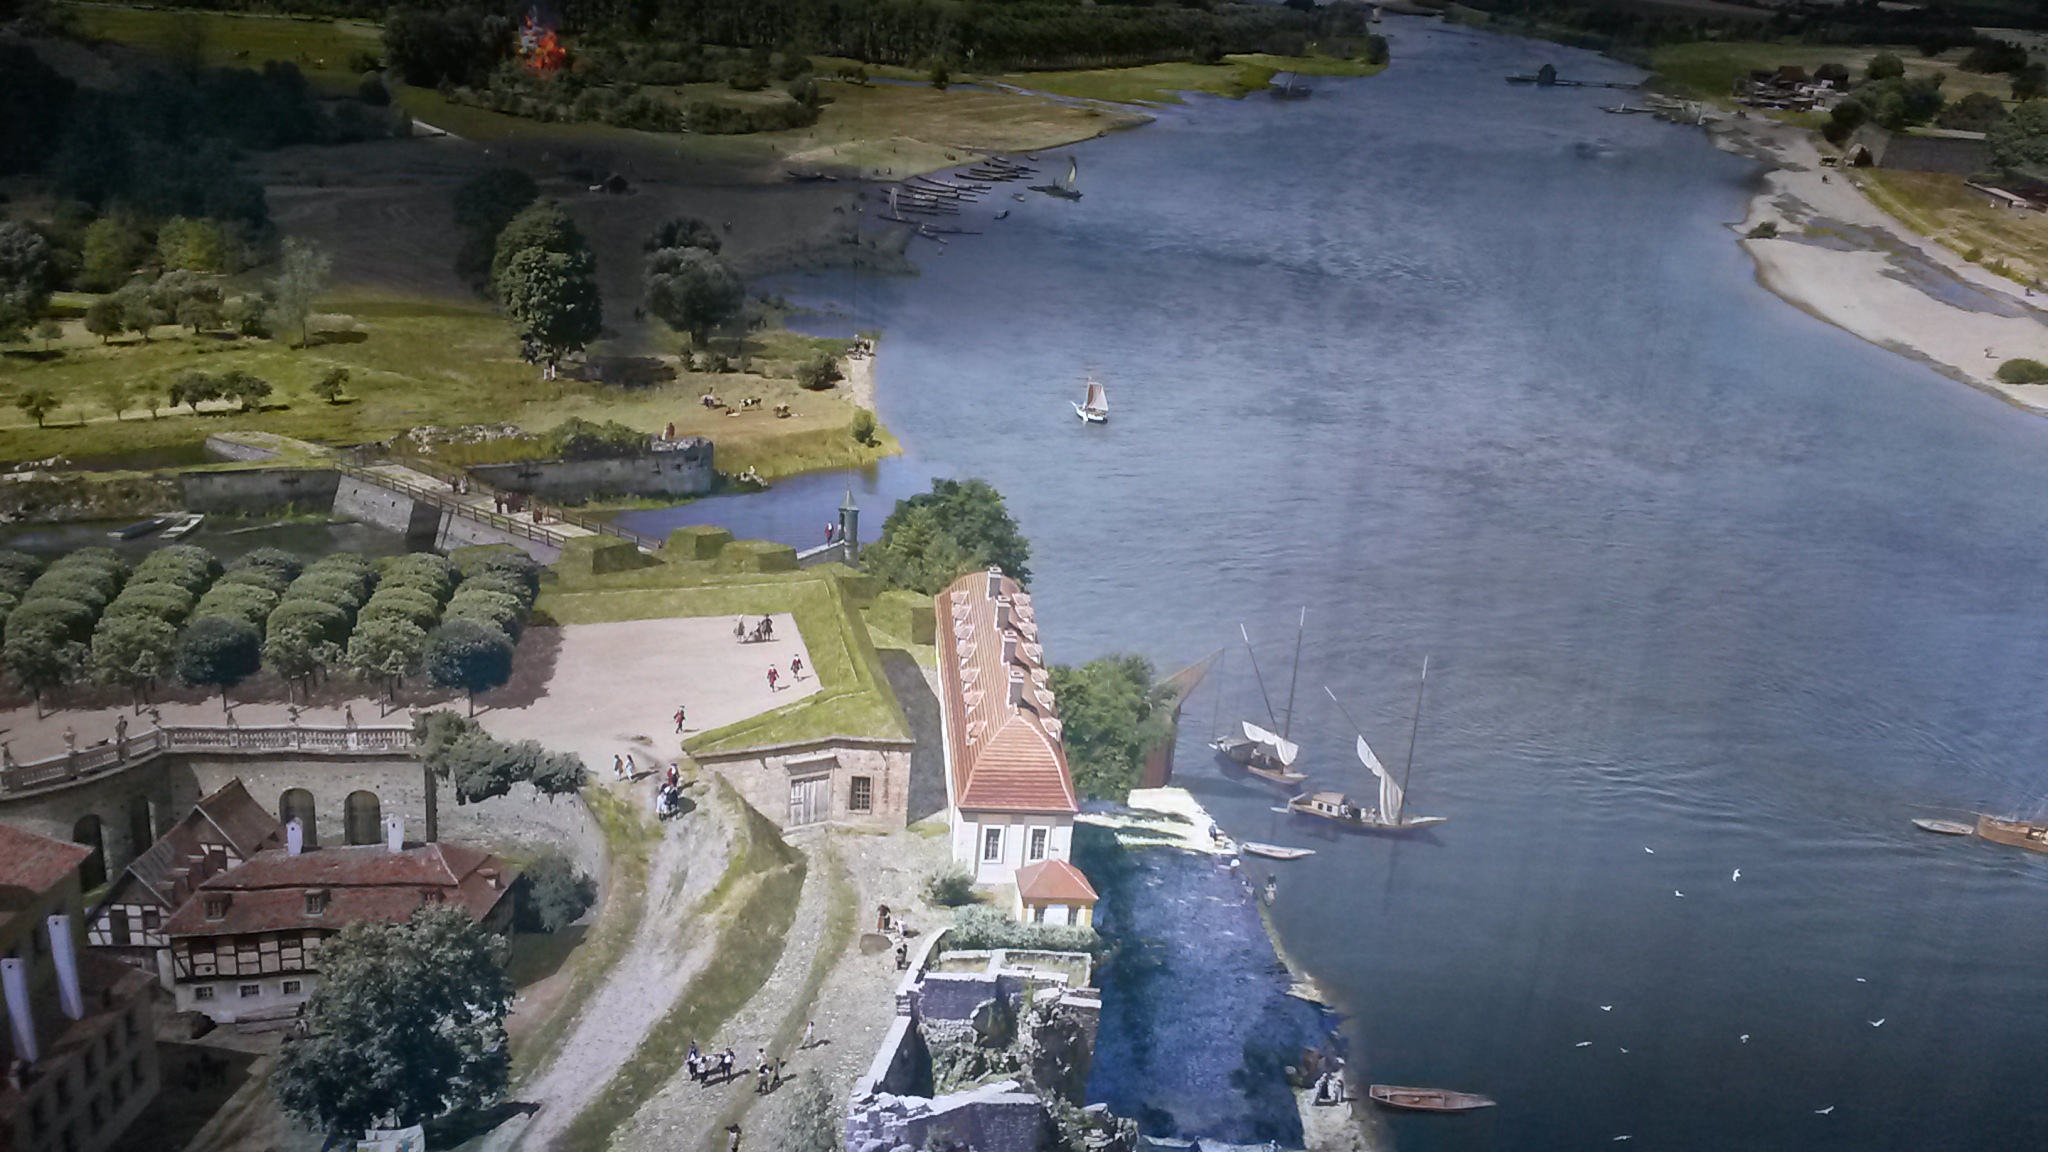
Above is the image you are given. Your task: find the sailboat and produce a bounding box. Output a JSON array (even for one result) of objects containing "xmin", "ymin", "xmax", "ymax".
[
  {"xmin": 1291, "ymin": 665, "xmax": 1447, "ymax": 832},
  {"xmin": 1029, "ymin": 156, "xmax": 1082, "ymax": 200},
  {"xmin": 1071, "ymin": 376, "xmax": 1108, "ymax": 423},
  {"xmin": 1211, "ymin": 615, "xmax": 1311, "ymax": 790},
  {"xmin": 1271, "ymin": 72, "xmax": 1313, "ymax": 100}
]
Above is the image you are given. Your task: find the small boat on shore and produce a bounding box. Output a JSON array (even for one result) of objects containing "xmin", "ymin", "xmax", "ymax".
[
  {"xmin": 1977, "ymin": 814, "xmax": 2048, "ymax": 852},
  {"xmin": 1369, "ymin": 1085, "xmax": 1496, "ymax": 1113},
  {"xmin": 160, "ymin": 513, "xmax": 205, "ymax": 540},
  {"xmin": 1241, "ymin": 842, "xmax": 1315, "ymax": 860},
  {"xmin": 108, "ymin": 516, "xmax": 170, "ymax": 540},
  {"xmin": 1913, "ymin": 818, "xmax": 1975, "ymax": 836},
  {"xmin": 1072, "ymin": 377, "xmax": 1108, "ymax": 423}
]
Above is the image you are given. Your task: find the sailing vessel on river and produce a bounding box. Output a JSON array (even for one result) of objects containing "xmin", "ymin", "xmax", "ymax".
[
  {"xmin": 1030, "ymin": 156, "xmax": 1082, "ymax": 200},
  {"xmin": 1072, "ymin": 377, "xmax": 1108, "ymax": 423},
  {"xmin": 1292, "ymin": 663, "xmax": 1447, "ymax": 832},
  {"xmin": 1977, "ymin": 814, "xmax": 2048, "ymax": 852},
  {"xmin": 1211, "ymin": 614, "xmax": 1310, "ymax": 790}
]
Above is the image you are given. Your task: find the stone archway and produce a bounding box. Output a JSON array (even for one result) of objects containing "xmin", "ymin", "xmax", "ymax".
[
  {"xmin": 125, "ymin": 795, "xmax": 154, "ymax": 867},
  {"xmin": 280, "ymin": 789, "xmax": 318, "ymax": 849},
  {"xmin": 344, "ymin": 791, "xmax": 382, "ymax": 846},
  {"xmin": 72, "ymin": 814, "xmax": 107, "ymax": 890}
]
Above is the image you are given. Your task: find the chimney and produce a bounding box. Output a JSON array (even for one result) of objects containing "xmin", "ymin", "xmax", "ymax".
[
  {"xmin": 1, "ymin": 958, "xmax": 36, "ymax": 1063},
  {"xmin": 286, "ymin": 818, "xmax": 304, "ymax": 857},
  {"xmin": 985, "ymin": 566, "xmax": 1003, "ymax": 599},
  {"xmin": 995, "ymin": 596, "xmax": 1012, "ymax": 631},
  {"xmin": 45, "ymin": 915, "xmax": 82, "ymax": 1022},
  {"xmin": 385, "ymin": 815, "xmax": 405, "ymax": 854},
  {"xmin": 1008, "ymin": 667, "xmax": 1026, "ymax": 707},
  {"xmin": 1002, "ymin": 631, "xmax": 1018, "ymax": 664}
]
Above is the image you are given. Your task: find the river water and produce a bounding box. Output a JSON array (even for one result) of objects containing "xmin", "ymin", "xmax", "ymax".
[{"xmin": 626, "ymin": 18, "xmax": 2048, "ymax": 1150}]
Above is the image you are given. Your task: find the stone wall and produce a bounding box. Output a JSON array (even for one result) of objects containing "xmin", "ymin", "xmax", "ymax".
[
  {"xmin": 700, "ymin": 739, "xmax": 913, "ymax": 832},
  {"xmin": 331, "ymin": 474, "xmax": 439, "ymax": 543},
  {"xmin": 179, "ymin": 468, "xmax": 342, "ymax": 515},
  {"xmin": 468, "ymin": 443, "xmax": 714, "ymax": 502},
  {"xmin": 846, "ymin": 1081, "xmax": 1049, "ymax": 1152}
]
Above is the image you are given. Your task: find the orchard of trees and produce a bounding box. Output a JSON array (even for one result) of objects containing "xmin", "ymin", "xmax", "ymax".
[{"xmin": 0, "ymin": 543, "xmax": 541, "ymax": 714}]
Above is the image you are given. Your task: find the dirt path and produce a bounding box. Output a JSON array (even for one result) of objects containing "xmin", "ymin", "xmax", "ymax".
[{"xmin": 491, "ymin": 776, "xmax": 736, "ymax": 1152}]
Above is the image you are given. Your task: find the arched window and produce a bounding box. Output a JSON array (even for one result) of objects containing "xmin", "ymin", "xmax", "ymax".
[
  {"xmin": 344, "ymin": 791, "xmax": 382, "ymax": 846},
  {"xmin": 280, "ymin": 790, "xmax": 318, "ymax": 849},
  {"xmin": 73, "ymin": 815, "xmax": 106, "ymax": 891}
]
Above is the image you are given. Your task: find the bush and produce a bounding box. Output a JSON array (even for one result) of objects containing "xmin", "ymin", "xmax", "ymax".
[
  {"xmin": 851, "ymin": 409, "xmax": 878, "ymax": 446},
  {"xmin": 177, "ymin": 613, "xmax": 262, "ymax": 692},
  {"xmin": 215, "ymin": 566, "xmax": 291, "ymax": 595},
  {"xmin": 7, "ymin": 597, "xmax": 96, "ymax": 641},
  {"xmin": 360, "ymin": 588, "xmax": 443, "ymax": 630},
  {"xmin": 0, "ymin": 552, "xmax": 45, "ymax": 597},
  {"xmin": 1746, "ymin": 220, "xmax": 1779, "ymax": 239},
  {"xmin": 233, "ymin": 547, "xmax": 305, "ymax": 584},
  {"xmin": 379, "ymin": 553, "xmax": 461, "ymax": 599},
  {"xmin": 27, "ymin": 572, "xmax": 121, "ymax": 613},
  {"xmin": 924, "ymin": 866, "xmax": 976, "ymax": 907},
  {"xmin": 134, "ymin": 544, "xmax": 221, "ymax": 590},
  {"xmin": 453, "ymin": 571, "xmax": 535, "ymax": 610},
  {"xmin": 795, "ymin": 351, "xmax": 842, "ymax": 391},
  {"xmin": 268, "ymin": 598, "xmax": 352, "ymax": 643},
  {"xmin": 102, "ymin": 585, "xmax": 199, "ymax": 624},
  {"xmin": 282, "ymin": 574, "xmax": 371, "ymax": 613},
  {"xmin": 1866, "ymin": 51, "xmax": 1905, "ymax": 81},
  {"xmin": 444, "ymin": 588, "xmax": 523, "ymax": 639},
  {"xmin": 191, "ymin": 583, "xmax": 280, "ymax": 629},
  {"xmin": 1996, "ymin": 358, "xmax": 2048, "ymax": 384},
  {"xmin": 423, "ymin": 617, "xmax": 515, "ymax": 700},
  {"xmin": 944, "ymin": 905, "xmax": 1101, "ymax": 956},
  {"xmin": 516, "ymin": 849, "xmax": 595, "ymax": 932},
  {"xmin": 540, "ymin": 417, "xmax": 648, "ymax": 461}
]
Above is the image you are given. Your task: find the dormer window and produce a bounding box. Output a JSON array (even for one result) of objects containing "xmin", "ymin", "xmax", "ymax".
[
  {"xmin": 203, "ymin": 894, "xmax": 230, "ymax": 920},
  {"xmin": 304, "ymin": 889, "xmax": 329, "ymax": 916},
  {"xmin": 421, "ymin": 889, "xmax": 444, "ymax": 905}
]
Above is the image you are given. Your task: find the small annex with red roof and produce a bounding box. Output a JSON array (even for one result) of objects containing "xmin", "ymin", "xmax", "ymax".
[{"xmin": 936, "ymin": 567, "xmax": 1097, "ymax": 926}]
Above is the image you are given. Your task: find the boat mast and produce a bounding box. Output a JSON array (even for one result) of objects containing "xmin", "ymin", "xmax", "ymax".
[
  {"xmin": 1282, "ymin": 607, "xmax": 1305, "ymax": 740},
  {"xmin": 1209, "ymin": 645, "xmax": 1228, "ymax": 740},
  {"xmin": 1399, "ymin": 656, "xmax": 1430, "ymax": 798},
  {"xmin": 1239, "ymin": 624, "xmax": 1280, "ymax": 731}
]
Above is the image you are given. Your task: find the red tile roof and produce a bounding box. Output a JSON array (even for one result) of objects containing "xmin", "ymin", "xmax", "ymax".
[
  {"xmin": 115, "ymin": 778, "xmax": 283, "ymax": 911},
  {"xmin": 936, "ymin": 568, "xmax": 1078, "ymax": 815},
  {"xmin": 0, "ymin": 824, "xmax": 90, "ymax": 894},
  {"xmin": 1015, "ymin": 859, "xmax": 1098, "ymax": 904},
  {"xmin": 164, "ymin": 842, "xmax": 512, "ymax": 939}
]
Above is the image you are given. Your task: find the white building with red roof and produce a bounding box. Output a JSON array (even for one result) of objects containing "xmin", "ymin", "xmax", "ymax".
[{"xmin": 935, "ymin": 567, "xmax": 1098, "ymax": 926}]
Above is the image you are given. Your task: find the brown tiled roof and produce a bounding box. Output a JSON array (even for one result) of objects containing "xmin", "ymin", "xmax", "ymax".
[
  {"xmin": 935, "ymin": 568, "xmax": 1078, "ymax": 815},
  {"xmin": 165, "ymin": 842, "xmax": 512, "ymax": 939},
  {"xmin": 1015, "ymin": 859, "xmax": 1098, "ymax": 904},
  {"xmin": 116, "ymin": 779, "xmax": 283, "ymax": 910},
  {"xmin": 0, "ymin": 824, "xmax": 90, "ymax": 894},
  {"xmin": 195, "ymin": 778, "xmax": 286, "ymax": 857}
]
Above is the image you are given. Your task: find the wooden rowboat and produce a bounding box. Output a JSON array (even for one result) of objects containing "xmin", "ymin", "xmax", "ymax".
[
  {"xmin": 1978, "ymin": 815, "xmax": 2048, "ymax": 853},
  {"xmin": 1241, "ymin": 842, "xmax": 1315, "ymax": 861},
  {"xmin": 1369, "ymin": 1085, "xmax": 1496, "ymax": 1113},
  {"xmin": 1912, "ymin": 818, "xmax": 1974, "ymax": 836}
]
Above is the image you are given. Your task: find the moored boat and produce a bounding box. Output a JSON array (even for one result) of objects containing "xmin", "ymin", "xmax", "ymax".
[
  {"xmin": 1369, "ymin": 1085, "xmax": 1496, "ymax": 1113},
  {"xmin": 1072, "ymin": 377, "xmax": 1108, "ymax": 423},
  {"xmin": 1241, "ymin": 841, "xmax": 1315, "ymax": 860},
  {"xmin": 1977, "ymin": 814, "xmax": 2048, "ymax": 852},
  {"xmin": 1912, "ymin": 818, "xmax": 1974, "ymax": 836},
  {"xmin": 1029, "ymin": 156, "xmax": 1082, "ymax": 200},
  {"xmin": 1309, "ymin": 664, "xmax": 1448, "ymax": 832},
  {"xmin": 160, "ymin": 512, "xmax": 205, "ymax": 540},
  {"xmin": 108, "ymin": 516, "xmax": 170, "ymax": 540}
]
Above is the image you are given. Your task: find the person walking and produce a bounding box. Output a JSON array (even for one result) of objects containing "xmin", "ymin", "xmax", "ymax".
[
  {"xmin": 802, "ymin": 1020, "xmax": 815, "ymax": 1049},
  {"xmin": 674, "ymin": 705, "xmax": 687, "ymax": 733},
  {"xmin": 735, "ymin": 617, "xmax": 746, "ymax": 642},
  {"xmin": 790, "ymin": 655, "xmax": 804, "ymax": 680},
  {"xmin": 612, "ymin": 754, "xmax": 624, "ymax": 780},
  {"xmin": 726, "ymin": 1124, "xmax": 741, "ymax": 1152},
  {"xmin": 624, "ymin": 753, "xmax": 636, "ymax": 778},
  {"xmin": 767, "ymin": 666, "xmax": 779, "ymax": 691}
]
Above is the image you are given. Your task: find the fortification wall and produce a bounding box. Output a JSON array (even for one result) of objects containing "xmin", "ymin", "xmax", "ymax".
[
  {"xmin": 179, "ymin": 468, "xmax": 341, "ymax": 515},
  {"xmin": 468, "ymin": 445, "xmax": 714, "ymax": 502}
]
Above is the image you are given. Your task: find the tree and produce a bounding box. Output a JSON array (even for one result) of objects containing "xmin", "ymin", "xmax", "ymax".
[
  {"xmin": 1048, "ymin": 655, "xmax": 1172, "ymax": 803},
  {"xmin": 423, "ymin": 619, "xmax": 514, "ymax": 715},
  {"xmin": 115, "ymin": 284, "xmax": 168, "ymax": 342},
  {"xmin": 2016, "ymin": 64, "xmax": 2047, "ymax": 104},
  {"xmin": 442, "ymin": 731, "xmax": 526, "ymax": 804},
  {"xmin": 491, "ymin": 199, "xmax": 590, "ymax": 289},
  {"xmin": 36, "ymin": 321, "xmax": 62, "ymax": 350},
  {"xmin": 347, "ymin": 616, "xmax": 427, "ymax": 701},
  {"xmin": 312, "ymin": 366, "xmax": 350, "ymax": 404},
  {"xmin": 262, "ymin": 621, "xmax": 329, "ymax": 700},
  {"xmin": 1866, "ymin": 51, "xmax": 1905, "ymax": 81},
  {"xmin": 1938, "ymin": 90, "xmax": 2008, "ymax": 132},
  {"xmin": 84, "ymin": 297, "xmax": 123, "ymax": 344},
  {"xmin": 516, "ymin": 850, "xmax": 595, "ymax": 933},
  {"xmin": 497, "ymin": 248, "xmax": 602, "ymax": 376},
  {"xmin": 850, "ymin": 408, "xmax": 877, "ymax": 445},
  {"xmin": 90, "ymin": 614, "xmax": 177, "ymax": 705},
  {"xmin": 526, "ymin": 747, "xmax": 587, "ymax": 798},
  {"xmin": 3, "ymin": 622, "xmax": 82, "ymax": 713},
  {"xmin": 14, "ymin": 387, "xmax": 58, "ymax": 428},
  {"xmin": 0, "ymin": 222, "xmax": 54, "ymax": 340},
  {"xmin": 1990, "ymin": 100, "xmax": 2048, "ymax": 177},
  {"xmin": 644, "ymin": 215, "xmax": 721, "ymax": 255},
  {"xmin": 219, "ymin": 370, "xmax": 273, "ymax": 411},
  {"xmin": 158, "ymin": 217, "xmax": 228, "ymax": 272},
  {"xmin": 176, "ymin": 614, "xmax": 262, "ymax": 709},
  {"xmin": 268, "ymin": 237, "xmax": 331, "ymax": 348},
  {"xmin": 273, "ymin": 905, "xmax": 513, "ymax": 1136},
  {"xmin": 795, "ymin": 351, "xmax": 842, "ymax": 390},
  {"xmin": 94, "ymin": 380, "xmax": 130, "ymax": 421},
  {"xmin": 862, "ymin": 478, "xmax": 1032, "ymax": 593},
  {"xmin": 644, "ymin": 245, "xmax": 743, "ymax": 348},
  {"xmin": 778, "ymin": 1070, "xmax": 841, "ymax": 1152},
  {"xmin": 176, "ymin": 296, "xmax": 222, "ymax": 332},
  {"xmin": 79, "ymin": 217, "xmax": 147, "ymax": 292}
]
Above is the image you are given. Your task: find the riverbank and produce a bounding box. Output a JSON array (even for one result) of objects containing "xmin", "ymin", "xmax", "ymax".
[{"xmin": 1706, "ymin": 112, "xmax": 2048, "ymax": 413}]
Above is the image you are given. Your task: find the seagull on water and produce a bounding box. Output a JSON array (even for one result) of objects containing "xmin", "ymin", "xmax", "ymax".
[
  {"xmin": 1740, "ymin": 1034, "xmax": 1750, "ymax": 1043},
  {"xmin": 1675, "ymin": 890, "xmax": 1686, "ymax": 898},
  {"xmin": 1576, "ymin": 1041, "xmax": 1592, "ymax": 1047},
  {"xmin": 1644, "ymin": 847, "xmax": 1655, "ymax": 854},
  {"xmin": 1870, "ymin": 1018, "xmax": 1885, "ymax": 1027},
  {"xmin": 1600, "ymin": 1005, "xmax": 1613, "ymax": 1011},
  {"xmin": 1856, "ymin": 977, "xmax": 1867, "ymax": 983},
  {"xmin": 1614, "ymin": 1137, "xmax": 1632, "ymax": 1143},
  {"xmin": 1732, "ymin": 868, "xmax": 1741, "ymax": 882},
  {"xmin": 1816, "ymin": 1106, "xmax": 1835, "ymax": 1115},
  {"xmin": 1619, "ymin": 1047, "xmax": 1630, "ymax": 1053}
]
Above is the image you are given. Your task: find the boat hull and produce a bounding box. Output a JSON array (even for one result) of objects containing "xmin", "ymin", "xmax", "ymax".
[
  {"xmin": 1241, "ymin": 842, "xmax": 1315, "ymax": 860},
  {"xmin": 1368, "ymin": 1085, "xmax": 1495, "ymax": 1113},
  {"xmin": 1977, "ymin": 815, "xmax": 2048, "ymax": 852},
  {"xmin": 1287, "ymin": 792, "xmax": 1445, "ymax": 833},
  {"xmin": 1912, "ymin": 818, "xmax": 1974, "ymax": 836},
  {"xmin": 1212, "ymin": 738, "xmax": 1307, "ymax": 788}
]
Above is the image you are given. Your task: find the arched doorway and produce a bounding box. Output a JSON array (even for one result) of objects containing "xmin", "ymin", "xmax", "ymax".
[
  {"xmin": 126, "ymin": 796, "xmax": 154, "ymax": 865},
  {"xmin": 280, "ymin": 790, "xmax": 318, "ymax": 849},
  {"xmin": 344, "ymin": 791, "xmax": 381, "ymax": 846},
  {"xmin": 72, "ymin": 815, "xmax": 106, "ymax": 891}
]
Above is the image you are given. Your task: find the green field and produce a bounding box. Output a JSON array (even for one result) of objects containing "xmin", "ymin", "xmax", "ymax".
[
  {"xmin": 1648, "ymin": 41, "xmax": 2021, "ymax": 105},
  {"xmin": 64, "ymin": 2, "xmax": 380, "ymax": 84},
  {"xmin": 995, "ymin": 51, "xmax": 1387, "ymax": 106}
]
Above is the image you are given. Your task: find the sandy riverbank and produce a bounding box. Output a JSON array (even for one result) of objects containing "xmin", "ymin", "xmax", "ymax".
[{"xmin": 1712, "ymin": 114, "xmax": 2048, "ymax": 412}]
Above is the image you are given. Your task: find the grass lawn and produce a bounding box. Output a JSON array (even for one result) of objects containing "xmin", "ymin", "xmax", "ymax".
[
  {"xmin": 554, "ymin": 781, "xmax": 805, "ymax": 1152},
  {"xmin": 537, "ymin": 566, "xmax": 910, "ymax": 751},
  {"xmin": 1649, "ymin": 41, "xmax": 2021, "ymax": 105},
  {"xmin": 0, "ymin": 294, "xmax": 893, "ymax": 480},
  {"xmin": 1856, "ymin": 169, "xmax": 2048, "ymax": 280},
  {"xmin": 63, "ymin": 2, "xmax": 380, "ymax": 86},
  {"xmin": 993, "ymin": 51, "xmax": 1385, "ymax": 106}
]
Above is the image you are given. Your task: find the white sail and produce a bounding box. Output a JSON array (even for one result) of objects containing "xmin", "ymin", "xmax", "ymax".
[
  {"xmin": 888, "ymin": 186, "xmax": 900, "ymax": 216},
  {"xmin": 1357, "ymin": 736, "xmax": 1403, "ymax": 822},
  {"xmin": 1085, "ymin": 380, "xmax": 1107, "ymax": 413},
  {"xmin": 1242, "ymin": 720, "xmax": 1300, "ymax": 767},
  {"xmin": 1065, "ymin": 156, "xmax": 1078, "ymax": 190}
]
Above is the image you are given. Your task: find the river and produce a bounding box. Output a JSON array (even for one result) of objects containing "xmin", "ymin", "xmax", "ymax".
[{"xmin": 621, "ymin": 18, "xmax": 2048, "ymax": 1150}]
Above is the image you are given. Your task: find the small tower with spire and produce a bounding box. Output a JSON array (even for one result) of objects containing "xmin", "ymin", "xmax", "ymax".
[{"xmin": 838, "ymin": 489, "xmax": 860, "ymax": 563}]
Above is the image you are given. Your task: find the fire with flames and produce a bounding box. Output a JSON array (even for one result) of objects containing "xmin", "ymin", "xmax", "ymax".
[{"xmin": 518, "ymin": 8, "xmax": 567, "ymax": 75}]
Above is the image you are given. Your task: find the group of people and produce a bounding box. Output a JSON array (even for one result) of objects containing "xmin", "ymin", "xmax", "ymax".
[
  {"xmin": 656, "ymin": 761, "xmax": 685, "ymax": 819},
  {"xmin": 735, "ymin": 615, "xmax": 776, "ymax": 644},
  {"xmin": 686, "ymin": 1044, "xmax": 786, "ymax": 1094}
]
